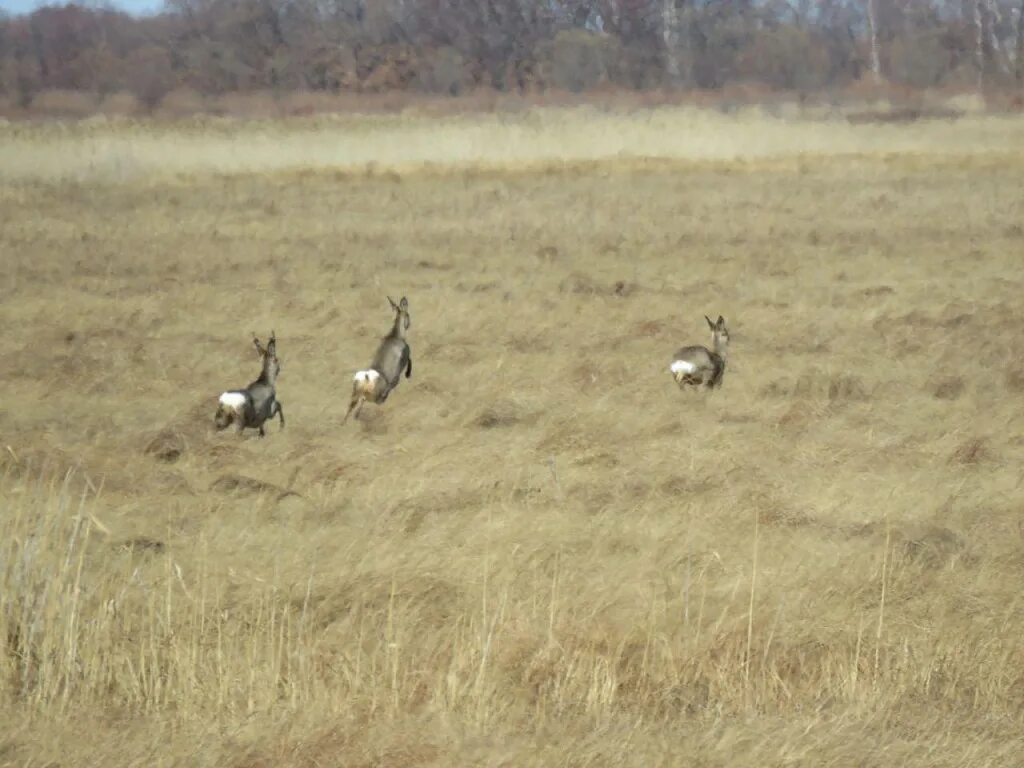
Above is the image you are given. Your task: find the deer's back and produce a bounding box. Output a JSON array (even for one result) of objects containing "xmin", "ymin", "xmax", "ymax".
[
  {"xmin": 673, "ymin": 345, "xmax": 716, "ymax": 371},
  {"xmin": 246, "ymin": 380, "xmax": 277, "ymax": 424},
  {"xmin": 372, "ymin": 337, "xmax": 410, "ymax": 388}
]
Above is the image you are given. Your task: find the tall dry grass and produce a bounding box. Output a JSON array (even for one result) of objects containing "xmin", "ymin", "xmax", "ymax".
[
  {"xmin": 2, "ymin": 107, "xmax": 1024, "ymax": 183},
  {"xmin": 2, "ymin": 110, "xmax": 1024, "ymax": 765}
]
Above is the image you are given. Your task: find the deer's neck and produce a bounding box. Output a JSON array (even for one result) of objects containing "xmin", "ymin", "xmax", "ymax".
[
  {"xmin": 390, "ymin": 315, "xmax": 406, "ymax": 341},
  {"xmin": 259, "ymin": 360, "xmax": 277, "ymax": 387},
  {"xmin": 713, "ymin": 336, "xmax": 729, "ymax": 362}
]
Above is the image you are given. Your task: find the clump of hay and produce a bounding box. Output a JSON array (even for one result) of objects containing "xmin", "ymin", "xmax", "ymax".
[
  {"xmin": 535, "ymin": 244, "xmax": 560, "ymax": 262},
  {"xmin": 558, "ymin": 272, "xmax": 636, "ymax": 297},
  {"xmin": 145, "ymin": 396, "xmax": 233, "ymax": 463},
  {"xmin": 743, "ymin": 489, "xmax": 814, "ymax": 529},
  {"xmin": 793, "ymin": 371, "xmax": 869, "ymax": 402},
  {"xmin": 114, "ymin": 537, "xmax": 166, "ymax": 554},
  {"xmin": 898, "ymin": 524, "xmax": 966, "ymax": 569},
  {"xmin": 630, "ymin": 320, "xmax": 666, "ymax": 338},
  {"xmin": 949, "ymin": 437, "xmax": 989, "ymax": 465},
  {"xmin": 759, "ymin": 379, "xmax": 791, "ymax": 399},
  {"xmin": 826, "ymin": 375, "xmax": 868, "ymax": 401},
  {"xmin": 473, "ymin": 399, "xmax": 523, "ymax": 429},
  {"xmin": 144, "ymin": 429, "xmax": 187, "ymax": 463},
  {"xmin": 210, "ymin": 474, "xmax": 298, "ymax": 500},
  {"xmin": 0, "ymin": 446, "xmax": 74, "ymax": 478},
  {"xmin": 1005, "ymin": 368, "xmax": 1024, "ymax": 392},
  {"xmin": 355, "ymin": 406, "xmax": 390, "ymax": 434},
  {"xmin": 932, "ymin": 377, "xmax": 964, "ymax": 400}
]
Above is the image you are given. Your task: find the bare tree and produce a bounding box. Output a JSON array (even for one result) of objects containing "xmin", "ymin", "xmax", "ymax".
[
  {"xmin": 0, "ymin": 0, "xmax": 1020, "ymax": 106},
  {"xmin": 866, "ymin": 0, "xmax": 882, "ymax": 82},
  {"xmin": 1017, "ymin": 0, "xmax": 1024, "ymax": 82},
  {"xmin": 661, "ymin": 0, "xmax": 681, "ymax": 81},
  {"xmin": 973, "ymin": 0, "xmax": 984, "ymax": 87}
]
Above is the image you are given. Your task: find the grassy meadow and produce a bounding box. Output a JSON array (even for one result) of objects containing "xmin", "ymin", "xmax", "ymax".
[{"xmin": 2, "ymin": 108, "xmax": 1024, "ymax": 766}]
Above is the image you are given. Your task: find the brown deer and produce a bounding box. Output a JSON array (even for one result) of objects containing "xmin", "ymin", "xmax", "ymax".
[
  {"xmin": 670, "ymin": 315, "xmax": 730, "ymax": 390},
  {"xmin": 343, "ymin": 297, "xmax": 412, "ymax": 423},
  {"xmin": 215, "ymin": 331, "xmax": 285, "ymax": 436}
]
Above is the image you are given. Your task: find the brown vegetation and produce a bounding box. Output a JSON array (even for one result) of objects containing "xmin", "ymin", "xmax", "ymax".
[
  {"xmin": 1, "ymin": 113, "xmax": 1024, "ymax": 764},
  {"xmin": 2, "ymin": 0, "xmax": 1024, "ymax": 120}
]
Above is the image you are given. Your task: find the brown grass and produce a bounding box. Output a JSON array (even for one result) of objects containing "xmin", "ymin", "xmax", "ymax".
[
  {"xmin": 1, "ymin": 110, "xmax": 1024, "ymax": 765},
  {"xmin": 3, "ymin": 82, "xmax": 1022, "ymax": 123}
]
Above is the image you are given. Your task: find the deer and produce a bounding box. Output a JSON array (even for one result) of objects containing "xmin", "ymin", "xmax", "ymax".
[
  {"xmin": 343, "ymin": 296, "xmax": 412, "ymax": 424},
  {"xmin": 670, "ymin": 315, "xmax": 730, "ymax": 390},
  {"xmin": 214, "ymin": 331, "xmax": 285, "ymax": 437}
]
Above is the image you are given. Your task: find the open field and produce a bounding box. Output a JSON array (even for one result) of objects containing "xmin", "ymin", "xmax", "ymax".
[
  {"xmin": 2, "ymin": 105, "xmax": 1024, "ymax": 182},
  {"xmin": 2, "ymin": 110, "xmax": 1024, "ymax": 766}
]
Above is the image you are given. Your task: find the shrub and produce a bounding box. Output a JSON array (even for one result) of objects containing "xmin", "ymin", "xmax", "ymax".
[
  {"xmin": 739, "ymin": 26, "xmax": 830, "ymax": 91},
  {"xmin": 537, "ymin": 30, "xmax": 622, "ymax": 93},
  {"xmin": 29, "ymin": 89, "xmax": 99, "ymax": 118},
  {"xmin": 888, "ymin": 34, "xmax": 950, "ymax": 88},
  {"xmin": 415, "ymin": 46, "xmax": 470, "ymax": 96},
  {"xmin": 125, "ymin": 45, "xmax": 175, "ymax": 112}
]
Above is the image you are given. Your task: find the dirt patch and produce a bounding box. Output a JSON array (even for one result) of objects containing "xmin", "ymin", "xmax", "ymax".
[
  {"xmin": 846, "ymin": 521, "xmax": 968, "ymax": 570},
  {"xmin": 794, "ymin": 372, "xmax": 868, "ymax": 402},
  {"xmin": 1005, "ymin": 369, "xmax": 1024, "ymax": 392},
  {"xmin": 775, "ymin": 402, "xmax": 808, "ymax": 429},
  {"xmin": 743, "ymin": 489, "xmax": 815, "ymax": 528},
  {"xmin": 572, "ymin": 451, "xmax": 619, "ymax": 470},
  {"xmin": 210, "ymin": 473, "xmax": 298, "ymax": 500},
  {"xmin": 416, "ymin": 259, "xmax": 453, "ymax": 270},
  {"xmin": 931, "ymin": 377, "xmax": 964, "ymax": 400},
  {"xmin": 144, "ymin": 430, "xmax": 187, "ymax": 463},
  {"xmin": 114, "ymin": 536, "xmax": 166, "ymax": 554},
  {"xmin": 949, "ymin": 437, "xmax": 989, "ymax": 465},
  {"xmin": 898, "ymin": 524, "xmax": 966, "ymax": 569},
  {"xmin": 535, "ymin": 244, "xmax": 560, "ymax": 262},
  {"xmin": 769, "ymin": 372, "xmax": 869, "ymax": 402},
  {"xmin": 660, "ymin": 475, "xmax": 719, "ymax": 497},
  {"xmin": 630, "ymin": 320, "xmax": 667, "ymax": 338},
  {"xmin": 559, "ymin": 272, "xmax": 636, "ymax": 297},
  {"xmin": 473, "ymin": 399, "xmax": 526, "ymax": 429},
  {"xmin": 355, "ymin": 406, "xmax": 391, "ymax": 434},
  {"xmin": 394, "ymin": 488, "xmax": 487, "ymax": 533}
]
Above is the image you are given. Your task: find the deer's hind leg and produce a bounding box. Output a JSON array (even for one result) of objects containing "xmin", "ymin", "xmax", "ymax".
[
  {"xmin": 343, "ymin": 394, "xmax": 364, "ymax": 425},
  {"xmin": 274, "ymin": 400, "xmax": 285, "ymax": 429}
]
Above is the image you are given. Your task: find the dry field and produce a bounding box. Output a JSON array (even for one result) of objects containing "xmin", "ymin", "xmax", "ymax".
[{"xmin": 2, "ymin": 110, "xmax": 1024, "ymax": 766}]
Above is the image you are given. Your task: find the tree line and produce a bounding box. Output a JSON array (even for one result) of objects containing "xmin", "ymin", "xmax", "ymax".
[{"xmin": 1, "ymin": 0, "xmax": 1023, "ymax": 109}]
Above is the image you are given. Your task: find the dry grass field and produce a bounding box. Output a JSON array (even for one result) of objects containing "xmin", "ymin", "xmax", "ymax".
[{"xmin": 2, "ymin": 109, "xmax": 1024, "ymax": 766}]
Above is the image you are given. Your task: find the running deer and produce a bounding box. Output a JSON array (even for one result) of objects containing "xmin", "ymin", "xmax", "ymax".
[
  {"xmin": 214, "ymin": 331, "xmax": 285, "ymax": 436},
  {"xmin": 343, "ymin": 296, "xmax": 413, "ymax": 423},
  {"xmin": 670, "ymin": 315, "xmax": 730, "ymax": 390}
]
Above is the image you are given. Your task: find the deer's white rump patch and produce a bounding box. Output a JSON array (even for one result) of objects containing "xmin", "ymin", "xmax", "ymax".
[
  {"xmin": 219, "ymin": 391, "xmax": 248, "ymax": 410},
  {"xmin": 354, "ymin": 370, "xmax": 380, "ymax": 385},
  {"xmin": 670, "ymin": 360, "xmax": 697, "ymax": 376}
]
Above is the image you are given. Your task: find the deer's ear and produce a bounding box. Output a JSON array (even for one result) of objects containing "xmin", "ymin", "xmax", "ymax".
[
  {"xmin": 267, "ymin": 331, "xmax": 277, "ymax": 354},
  {"xmin": 717, "ymin": 315, "xmax": 725, "ymax": 328},
  {"xmin": 705, "ymin": 315, "xmax": 715, "ymax": 329},
  {"xmin": 388, "ymin": 296, "xmax": 398, "ymax": 311},
  {"xmin": 399, "ymin": 297, "xmax": 408, "ymax": 311},
  {"xmin": 253, "ymin": 334, "xmax": 265, "ymax": 355}
]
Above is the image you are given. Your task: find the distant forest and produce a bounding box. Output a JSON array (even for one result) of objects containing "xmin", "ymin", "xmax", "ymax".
[{"xmin": 1, "ymin": 0, "xmax": 1023, "ymax": 111}]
